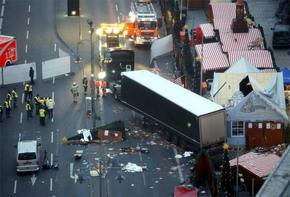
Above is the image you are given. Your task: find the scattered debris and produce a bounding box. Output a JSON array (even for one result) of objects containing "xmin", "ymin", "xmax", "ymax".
[
  {"xmin": 120, "ymin": 147, "xmax": 150, "ymax": 154},
  {"xmin": 175, "ymin": 154, "xmax": 182, "ymax": 159},
  {"xmin": 183, "ymin": 151, "xmax": 193, "ymax": 158},
  {"xmin": 122, "ymin": 162, "xmax": 144, "ymax": 172},
  {"xmin": 74, "ymin": 150, "xmax": 83, "ymax": 160}
]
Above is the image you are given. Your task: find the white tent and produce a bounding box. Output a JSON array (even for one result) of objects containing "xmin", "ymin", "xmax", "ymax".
[
  {"xmin": 150, "ymin": 34, "xmax": 173, "ymax": 64},
  {"xmin": 225, "ymin": 57, "xmax": 260, "ymax": 73}
]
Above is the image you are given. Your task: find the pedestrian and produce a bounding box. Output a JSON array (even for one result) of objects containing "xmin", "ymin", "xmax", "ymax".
[
  {"xmin": 11, "ymin": 89, "xmax": 18, "ymax": 108},
  {"xmin": 29, "ymin": 67, "xmax": 34, "ymax": 84},
  {"xmin": 82, "ymin": 76, "xmax": 88, "ymax": 95},
  {"xmin": 34, "ymin": 94, "xmax": 40, "ymax": 115},
  {"xmin": 39, "ymin": 107, "xmax": 46, "ymax": 126},
  {"xmin": 39, "ymin": 97, "xmax": 45, "ymax": 108},
  {"xmin": 5, "ymin": 100, "xmax": 10, "ymax": 118},
  {"xmin": 6, "ymin": 91, "xmax": 12, "ymax": 102},
  {"xmin": 95, "ymin": 80, "xmax": 100, "ymax": 97},
  {"xmin": 24, "ymin": 83, "xmax": 29, "ymax": 102},
  {"xmin": 101, "ymin": 80, "xmax": 107, "ymax": 96},
  {"xmin": 71, "ymin": 82, "xmax": 79, "ymax": 103},
  {"xmin": 0, "ymin": 103, "xmax": 3, "ymax": 122},
  {"xmin": 25, "ymin": 101, "xmax": 33, "ymax": 120},
  {"xmin": 46, "ymin": 97, "xmax": 54, "ymax": 119},
  {"xmin": 28, "ymin": 84, "xmax": 33, "ymax": 100}
]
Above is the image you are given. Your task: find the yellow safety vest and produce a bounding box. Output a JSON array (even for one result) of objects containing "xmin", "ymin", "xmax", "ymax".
[
  {"xmin": 5, "ymin": 101, "xmax": 9, "ymax": 108},
  {"xmin": 39, "ymin": 109, "xmax": 45, "ymax": 117},
  {"xmin": 29, "ymin": 85, "xmax": 33, "ymax": 92},
  {"xmin": 12, "ymin": 90, "xmax": 18, "ymax": 98},
  {"xmin": 26, "ymin": 104, "xmax": 31, "ymax": 111},
  {"xmin": 24, "ymin": 84, "xmax": 29, "ymax": 91},
  {"xmin": 39, "ymin": 99, "xmax": 44, "ymax": 106}
]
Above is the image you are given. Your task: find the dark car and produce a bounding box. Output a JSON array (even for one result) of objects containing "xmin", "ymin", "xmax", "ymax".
[{"xmin": 272, "ymin": 23, "xmax": 290, "ymax": 49}]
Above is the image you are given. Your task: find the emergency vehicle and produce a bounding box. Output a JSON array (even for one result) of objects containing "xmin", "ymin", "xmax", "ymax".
[
  {"xmin": 0, "ymin": 35, "xmax": 17, "ymax": 67},
  {"xmin": 96, "ymin": 23, "xmax": 126, "ymax": 64},
  {"xmin": 125, "ymin": 0, "xmax": 158, "ymax": 45}
]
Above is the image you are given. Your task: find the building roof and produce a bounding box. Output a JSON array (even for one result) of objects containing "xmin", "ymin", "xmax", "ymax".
[
  {"xmin": 200, "ymin": 23, "xmax": 215, "ymax": 39},
  {"xmin": 256, "ymin": 145, "xmax": 290, "ymax": 197},
  {"xmin": 220, "ymin": 28, "xmax": 264, "ymax": 52},
  {"xmin": 230, "ymin": 152, "xmax": 280, "ymax": 178},
  {"xmin": 228, "ymin": 50, "xmax": 274, "ymax": 69},
  {"xmin": 225, "ymin": 57, "xmax": 260, "ymax": 73},
  {"xmin": 121, "ymin": 70, "xmax": 224, "ymax": 117},
  {"xmin": 195, "ymin": 42, "xmax": 230, "ymax": 72}
]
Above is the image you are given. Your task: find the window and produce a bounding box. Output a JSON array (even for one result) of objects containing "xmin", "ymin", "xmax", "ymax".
[{"xmin": 232, "ymin": 121, "xmax": 244, "ymax": 137}]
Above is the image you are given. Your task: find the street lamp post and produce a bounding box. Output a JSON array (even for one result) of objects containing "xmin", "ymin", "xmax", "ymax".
[{"xmin": 88, "ymin": 19, "xmax": 96, "ymax": 130}]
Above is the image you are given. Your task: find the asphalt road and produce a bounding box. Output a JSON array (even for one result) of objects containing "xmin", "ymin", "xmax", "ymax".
[{"xmin": 0, "ymin": 0, "xmax": 187, "ymax": 197}]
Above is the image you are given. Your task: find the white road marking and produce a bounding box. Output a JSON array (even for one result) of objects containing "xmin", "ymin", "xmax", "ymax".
[
  {"xmin": 70, "ymin": 163, "xmax": 76, "ymax": 179},
  {"xmin": 1, "ymin": 5, "xmax": 4, "ymax": 17},
  {"xmin": 22, "ymin": 93, "xmax": 24, "ymax": 103},
  {"xmin": 139, "ymin": 152, "xmax": 142, "ymax": 161},
  {"xmin": 142, "ymin": 173, "xmax": 146, "ymax": 186},
  {"xmin": 117, "ymin": 16, "xmax": 120, "ymax": 23},
  {"xmin": 20, "ymin": 112, "xmax": 23, "ymax": 124},
  {"xmin": 2, "ymin": 0, "xmax": 5, "ymax": 5},
  {"xmin": 18, "ymin": 133, "xmax": 21, "ymax": 141},
  {"xmin": 26, "ymin": 30, "xmax": 29, "ymax": 40},
  {"xmin": 52, "ymin": 91, "xmax": 54, "ymax": 100},
  {"xmin": 27, "ymin": 17, "xmax": 30, "ymax": 25},
  {"xmin": 21, "ymin": 93, "xmax": 24, "ymax": 104},
  {"xmin": 51, "ymin": 118, "xmax": 54, "ymax": 123},
  {"xmin": 51, "ymin": 153, "xmax": 53, "ymax": 166},
  {"xmin": 115, "ymin": 4, "xmax": 118, "ymax": 12},
  {"xmin": 54, "ymin": 43, "xmax": 56, "ymax": 52},
  {"xmin": 24, "ymin": 60, "xmax": 27, "ymax": 64},
  {"xmin": 50, "ymin": 178, "xmax": 53, "ymax": 191},
  {"xmin": 31, "ymin": 174, "xmax": 37, "ymax": 186},
  {"xmin": 173, "ymin": 147, "xmax": 185, "ymax": 183},
  {"xmin": 28, "ymin": 5, "xmax": 31, "ymax": 13},
  {"xmin": 25, "ymin": 44, "xmax": 28, "ymax": 53},
  {"xmin": 0, "ymin": 18, "xmax": 2, "ymax": 30},
  {"xmin": 51, "ymin": 131, "xmax": 54, "ymax": 143},
  {"xmin": 52, "ymin": 77, "xmax": 55, "ymax": 84},
  {"xmin": 13, "ymin": 180, "xmax": 17, "ymax": 194}
]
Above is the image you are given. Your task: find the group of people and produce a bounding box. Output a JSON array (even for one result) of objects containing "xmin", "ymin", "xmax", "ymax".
[
  {"xmin": 26, "ymin": 92, "xmax": 55, "ymax": 126},
  {"xmin": 0, "ymin": 89, "xmax": 18, "ymax": 122},
  {"xmin": 71, "ymin": 76, "xmax": 107, "ymax": 103}
]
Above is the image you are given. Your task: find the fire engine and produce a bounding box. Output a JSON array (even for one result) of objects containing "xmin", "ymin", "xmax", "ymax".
[
  {"xmin": 125, "ymin": 0, "xmax": 158, "ymax": 45},
  {"xmin": 0, "ymin": 35, "xmax": 17, "ymax": 67}
]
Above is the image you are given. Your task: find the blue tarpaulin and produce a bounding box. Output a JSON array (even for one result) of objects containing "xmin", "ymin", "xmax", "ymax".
[{"xmin": 282, "ymin": 68, "xmax": 290, "ymax": 85}]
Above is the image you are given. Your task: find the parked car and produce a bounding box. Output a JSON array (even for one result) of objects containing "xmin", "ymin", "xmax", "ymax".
[
  {"xmin": 16, "ymin": 140, "xmax": 40, "ymax": 173},
  {"xmin": 271, "ymin": 23, "xmax": 290, "ymax": 49}
]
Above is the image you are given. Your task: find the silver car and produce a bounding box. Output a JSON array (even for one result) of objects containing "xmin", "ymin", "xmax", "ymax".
[{"xmin": 16, "ymin": 140, "xmax": 40, "ymax": 172}]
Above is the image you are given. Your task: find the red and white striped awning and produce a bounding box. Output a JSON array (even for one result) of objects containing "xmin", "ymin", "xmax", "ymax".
[
  {"xmin": 213, "ymin": 18, "xmax": 233, "ymax": 32},
  {"xmin": 200, "ymin": 23, "xmax": 215, "ymax": 39},
  {"xmin": 228, "ymin": 50, "xmax": 274, "ymax": 69},
  {"xmin": 220, "ymin": 28, "xmax": 264, "ymax": 52},
  {"xmin": 211, "ymin": 3, "xmax": 236, "ymax": 19},
  {"xmin": 260, "ymin": 69, "xmax": 277, "ymax": 72},
  {"xmin": 195, "ymin": 42, "xmax": 230, "ymax": 72}
]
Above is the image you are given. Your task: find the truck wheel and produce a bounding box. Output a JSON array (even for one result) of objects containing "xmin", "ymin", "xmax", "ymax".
[{"xmin": 6, "ymin": 61, "xmax": 11, "ymax": 66}]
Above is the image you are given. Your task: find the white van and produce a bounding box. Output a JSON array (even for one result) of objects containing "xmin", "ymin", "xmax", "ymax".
[{"xmin": 16, "ymin": 140, "xmax": 40, "ymax": 172}]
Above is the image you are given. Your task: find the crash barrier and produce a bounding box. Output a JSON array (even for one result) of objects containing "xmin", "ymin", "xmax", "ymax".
[
  {"xmin": 0, "ymin": 62, "xmax": 37, "ymax": 85},
  {"xmin": 42, "ymin": 56, "xmax": 70, "ymax": 80}
]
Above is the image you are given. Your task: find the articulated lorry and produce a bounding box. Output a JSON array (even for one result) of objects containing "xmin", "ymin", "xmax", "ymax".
[{"xmin": 120, "ymin": 70, "xmax": 226, "ymax": 150}]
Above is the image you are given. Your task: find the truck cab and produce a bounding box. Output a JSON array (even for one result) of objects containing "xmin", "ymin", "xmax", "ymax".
[
  {"xmin": 272, "ymin": 23, "xmax": 289, "ymax": 49},
  {"xmin": 104, "ymin": 49, "xmax": 134, "ymax": 100}
]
